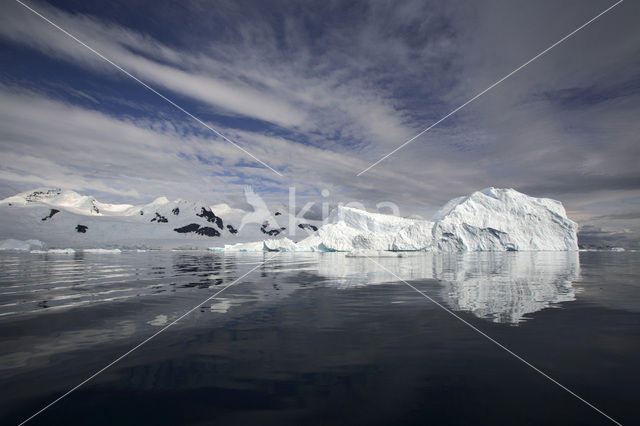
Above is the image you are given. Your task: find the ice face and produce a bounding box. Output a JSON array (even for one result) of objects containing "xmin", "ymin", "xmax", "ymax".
[{"xmin": 291, "ymin": 188, "xmax": 578, "ymax": 253}]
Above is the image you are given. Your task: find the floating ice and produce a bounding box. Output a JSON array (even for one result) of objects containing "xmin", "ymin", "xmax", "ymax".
[
  {"xmin": 345, "ymin": 249, "xmax": 403, "ymax": 258},
  {"xmin": 30, "ymin": 248, "xmax": 76, "ymax": 254},
  {"xmin": 0, "ymin": 239, "xmax": 44, "ymax": 251}
]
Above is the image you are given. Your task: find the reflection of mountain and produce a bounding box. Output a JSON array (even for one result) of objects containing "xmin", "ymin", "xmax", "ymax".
[
  {"xmin": 315, "ymin": 252, "xmax": 580, "ymax": 324},
  {"xmin": 437, "ymin": 252, "xmax": 579, "ymax": 323}
]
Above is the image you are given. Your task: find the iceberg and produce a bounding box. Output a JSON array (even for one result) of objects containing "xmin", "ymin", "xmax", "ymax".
[
  {"xmin": 30, "ymin": 248, "xmax": 76, "ymax": 254},
  {"xmin": 230, "ymin": 188, "xmax": 578, "ymax": 252},
  {"xmin": 83, "ymin": 248, "xmax": 122, "ymax": 254},
  {"xmin": 263, "ymin": 238, "xmax": 298, "ymax": 252},
  {"xmin": 209, "ymin": 241, "xmax": 264, "ymax": 252},
  {"xmin": 431, "ymin": 187, "xmax": 578, "ymax": 251}
]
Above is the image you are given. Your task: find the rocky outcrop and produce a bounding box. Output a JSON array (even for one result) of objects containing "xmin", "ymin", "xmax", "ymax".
[
  {"xmin": 196, "ymin": 207, "xmax": 223, "ymax": 230},
  {"xmin": 261, "ymin": 220, "xmax": 285, "ymax": 236},
  {"xmin": 150, "ymin": 212, "xmax": 168, "ymax": 223},
  {"xmin": 173, "ymin": 223, "xmax": 220, "ymax": 237},
  {"xmin": 298, "ymin": 223, "xmax": 318, "ymax": 232},
  {"xmin": 41, "ymin": 209, "xmax": 60, "ymax": 221}
]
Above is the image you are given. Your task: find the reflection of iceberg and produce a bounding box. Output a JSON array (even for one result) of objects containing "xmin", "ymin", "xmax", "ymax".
[
  {"xmin": 313, "ymin": 252, "xmax": 435, "ymax": 289},
  {"xmin": 437, "ymin": 252, "xmax": 580, "ymax": 323},
  {"xmin": 314, "ymin": 252, "xmax": 580, "ymax": 324}
]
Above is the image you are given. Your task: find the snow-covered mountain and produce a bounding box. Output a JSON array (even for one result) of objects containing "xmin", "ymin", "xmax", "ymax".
[
  {"xmin": 0, "ymin": 188, "xmax": 318, "ymax": 249},
  {"xmin": 0, "ymin": 187, "xmax": 578, "ymax": 251}
]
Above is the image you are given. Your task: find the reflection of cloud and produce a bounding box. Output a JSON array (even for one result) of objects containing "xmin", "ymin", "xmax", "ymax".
[
  {"xmin": 437, "ymin": 252, "xmax": 579, "ymax": 324},
  {"xmin": 209, "ymin": 299, "xmax": 233, "ymax": 313},
  {"xmin": 148, "ymin": 314, "xmax": 168, "ymax": 326},
  {"xmin": 314, "ymin": 252, "xmax": 580, "ymax": 324},
  {"xmin": 0, "ymin": 320, "xmax": 138, "ymax": 373}
]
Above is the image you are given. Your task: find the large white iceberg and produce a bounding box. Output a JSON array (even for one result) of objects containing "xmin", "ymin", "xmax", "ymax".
[
  {"xmin": 431, "ymin": 187, "xmax": 578, "ymax": 251},
  {"xmin": 263, "ymin": 188, "xmax": 578, "ymax": 252}
]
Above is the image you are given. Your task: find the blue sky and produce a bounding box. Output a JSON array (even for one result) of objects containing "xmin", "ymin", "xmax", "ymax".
[{"xmin": 1, "ymin": 0, "xmax": 639, "ymax": 247}]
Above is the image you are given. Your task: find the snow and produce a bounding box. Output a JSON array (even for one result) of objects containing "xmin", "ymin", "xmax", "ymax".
[
  {"xmin": 0, "ymin": 238, "xmax": 44, "ymax": 251},
  {"xmin": 83, "ymin": 248, "xmax": 122, "ymax": 254}
]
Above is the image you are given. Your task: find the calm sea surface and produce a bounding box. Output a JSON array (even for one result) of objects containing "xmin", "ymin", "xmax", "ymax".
[{"xmin": 0, "ymin": 250, "xmax": 638, "ymax": 425}]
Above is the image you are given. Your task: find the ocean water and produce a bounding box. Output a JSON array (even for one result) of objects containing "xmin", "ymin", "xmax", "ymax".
[{"xmin": 0, "ymin": 250, "xmax": 638, "ymax": 425}]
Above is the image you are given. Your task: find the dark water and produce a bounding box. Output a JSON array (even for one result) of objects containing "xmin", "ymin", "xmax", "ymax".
[{"xmin": 0, "ymin": 250, "xmax": 638, "ymax": 425}]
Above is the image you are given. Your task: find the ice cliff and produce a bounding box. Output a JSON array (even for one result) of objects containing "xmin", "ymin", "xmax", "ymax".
[{"xmin": 281, "ymin": 187, "xmax": 578, "ymax": 252}]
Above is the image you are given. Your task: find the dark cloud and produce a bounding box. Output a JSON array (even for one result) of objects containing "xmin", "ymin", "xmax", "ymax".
[
  {"xmin": 593, "ymin": 212, "xmax": 640, "ymax": 221},
  {"xmin": 578, "ymin": 225, "xmax": 640, "ymax": 250}
]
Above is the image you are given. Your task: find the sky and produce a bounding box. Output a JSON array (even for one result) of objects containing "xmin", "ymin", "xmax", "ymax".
[{"xmin": 0, "ymin": 0, "xmax": 639, "ymax": 247}]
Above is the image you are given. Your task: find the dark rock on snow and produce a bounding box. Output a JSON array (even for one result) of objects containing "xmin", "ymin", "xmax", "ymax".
[
  {"xmin": 25, "ymin": 189, "xmax": 61, "ymax": 202},
  {"xmin": 196, "ymin": 227, "xmax": 220, "ymax": 237},
  {"xmin": 172, "ymin": 207, "xmax": 180, "ymax": 215},
  {"xmin": 174, "ymin": 223, "xmax": 201, "ymax": 234},
  {"xmin": 226, "ymin": 224, "xmax": 238, "ymax": 234},
  {"xmin": 196, "ymin": 207, "xmax": 223, "ymax": 230},
  {"xmin": 76, "ymin": 224, "xmax": 88, "ymax": 233},
  {"xmin": 42, "ymin": 209, "xmax": 60, "ymax": 221},
  {"xmin": 298, "ymin": 223, "xmax": 318, "ymax": 231},
  {"xmin": 150, "ymin": 212, "xmax": 168, "ymax": 223},
  {"xmin": 260, "ymin": 220, "xmax": 285, "ymax": 236},
  {"xmin": 173, "ymin": 223, "xmax": 220, "ymax": 237}
]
